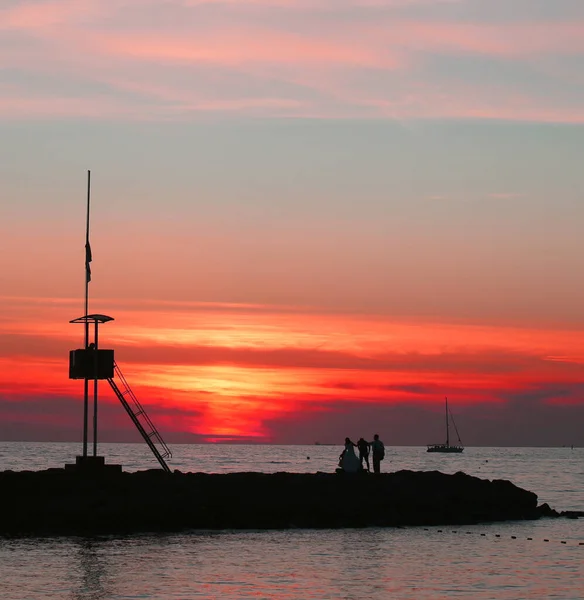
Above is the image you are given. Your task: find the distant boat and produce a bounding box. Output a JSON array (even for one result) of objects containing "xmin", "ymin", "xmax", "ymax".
[{"xmin": 427, "ymin": 397, "xmax": 464, "ymax": 453}]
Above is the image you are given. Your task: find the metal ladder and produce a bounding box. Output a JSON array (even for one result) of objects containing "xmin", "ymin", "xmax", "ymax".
[{"xmin": 107, "ymin": 362, "xmax": 172, "ymax": 473}]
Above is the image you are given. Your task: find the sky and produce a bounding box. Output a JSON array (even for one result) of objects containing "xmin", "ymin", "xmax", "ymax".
[{"xmin": 1, "ymin": 0, "xmax": 584, "ymax": 448}]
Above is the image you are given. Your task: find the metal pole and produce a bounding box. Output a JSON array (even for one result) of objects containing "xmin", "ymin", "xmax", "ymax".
[
  {"xmin": 82, "ymin": 379, "xmax": 88, "ymax": 457},
  {"xmin": 93, "ymin": 319, "xmax": 99, "ymax": 457},
  {"xmin": 82, "ymin": 170, "xmax": 91, "ymax": 458}
]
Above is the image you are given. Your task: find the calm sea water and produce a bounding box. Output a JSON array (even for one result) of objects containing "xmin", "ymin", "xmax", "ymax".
[{"xmin": 1, "ymin": 443, "xmax": 583, "ymax": 599}]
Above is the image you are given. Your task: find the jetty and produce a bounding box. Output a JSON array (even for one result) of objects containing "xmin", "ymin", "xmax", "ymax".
[{"xmin": 0, "ymin": 467, "xmax": 555, "ymax": 536}]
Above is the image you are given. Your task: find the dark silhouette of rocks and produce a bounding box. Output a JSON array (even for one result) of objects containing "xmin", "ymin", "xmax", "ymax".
[
  {"xmin": 536, "ymin": 504, "xmax": 584, "ymax": 519},
  {"xmin": 0, "ymin": 468, "xmax": 554, "ymax": 536}
]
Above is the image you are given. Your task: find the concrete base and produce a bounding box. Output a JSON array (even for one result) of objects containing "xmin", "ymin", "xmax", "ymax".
[{"xmin": 64, "ymin": 455, "xmax": 122, "ymax": 474}]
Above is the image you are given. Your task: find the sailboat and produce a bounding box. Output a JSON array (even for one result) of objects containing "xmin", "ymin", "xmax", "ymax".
[{"xmin": 427, "ymin": 397, "xmax": 464, "ymax": 453}]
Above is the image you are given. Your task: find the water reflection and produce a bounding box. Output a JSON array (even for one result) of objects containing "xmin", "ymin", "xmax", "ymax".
[
  {"xmin": 333, "ymin": 529, "xmax": 394, "ymax": 600},
  {"xmin": 0, "ymin": 527, "xmax": 583, "ymax": 599},
  {"xmin": 70, "ymin": 540, "xmax": 111, "ymax": 600}
]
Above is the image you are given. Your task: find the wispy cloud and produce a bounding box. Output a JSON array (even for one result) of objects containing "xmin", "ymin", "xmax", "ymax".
[
  {"xmin": 486, "ymin": 192, "xmax": 525, "ymax": 200},
  {"xmin": 1, "ymin": 0, "xmax": 583, "ymax": 121}
]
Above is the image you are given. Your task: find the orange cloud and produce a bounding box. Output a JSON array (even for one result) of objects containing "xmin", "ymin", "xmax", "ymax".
[{"xmin": 2, "ymin": 296, "xmax": 584, "ymax": 440}]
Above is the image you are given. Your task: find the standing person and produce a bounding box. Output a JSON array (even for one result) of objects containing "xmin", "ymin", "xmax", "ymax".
[
  {"xmin": 357, "ymin": 437, "xmax": 371, "ymax": 472},
  {"xmin": 371, "ymin": 434, "xmax": 385, "ymax": 474}
]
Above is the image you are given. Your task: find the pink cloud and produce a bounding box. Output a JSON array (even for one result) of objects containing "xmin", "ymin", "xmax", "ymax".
[
  {"xmin": 92, "ymin": 29, "xmax": 402, "ymax": 69},
  {"xmin": 81, "ymin": 20, "xmax": 584, "ymax": 72},
  {"xmin": 368, "ymin": 21, "xmax": 584, "ymax": 58},
  {"xmin": 0, "ymin": 89, "xmax": 306, "ymax": 120},
  {"xmin": 1, "ymin": 3, "xmax": 583, "ymax": 122},
  {"xmin": 354, "ymin": 91, "xmax": 584, "ymax": 124},
  {"xmin": 0, "ymin": 0, "xmax": 104, "ymax": 30},
  {"xmin": 0, "ymin": 94, "xmax": 140, "ymax": 120}
]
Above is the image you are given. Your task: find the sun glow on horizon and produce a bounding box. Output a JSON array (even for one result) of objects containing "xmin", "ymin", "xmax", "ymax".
[{"xmin": 2, "ymin": 295, "xmax": 584, "ymax": 442}]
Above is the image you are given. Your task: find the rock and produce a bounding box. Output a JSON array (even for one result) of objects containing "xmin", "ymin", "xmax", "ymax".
[
  {"xmin": 537, "ymin": 503, "xmax": 559, "ymax": 517},
  {"xmin": 0, "ymin": 468, "xmax": 541, "ymax": 536},
  {"xmin": 559, "ymin": 510, "xmax": 584, "ymax": 519}
]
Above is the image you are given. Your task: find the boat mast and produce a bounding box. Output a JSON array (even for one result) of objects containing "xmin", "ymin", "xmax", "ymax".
[{"xmin": 445, "ymin": 396, "xmax": 450, "ymax": 446}]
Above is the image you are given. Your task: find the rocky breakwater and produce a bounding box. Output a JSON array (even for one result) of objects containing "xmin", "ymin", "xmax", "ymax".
[{"xmin": 0, "ymin": 468, "xmax": 545, "ymax": 536}]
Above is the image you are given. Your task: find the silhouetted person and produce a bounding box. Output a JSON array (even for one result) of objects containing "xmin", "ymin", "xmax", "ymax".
[
  {"xmin": 371, "ymin": 434, "xmax": 385, "ymax": 474},
  {"xmin": 357, "ymin": 437, "xmax": 370, "ymax": 471},
  {"xmin": 338, "ymin": 437, "xmax": 360, "ymax": 473}
]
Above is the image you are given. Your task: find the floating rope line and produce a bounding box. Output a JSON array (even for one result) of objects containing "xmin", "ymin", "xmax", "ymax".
[{"xmin": 423, "ymin": 528, "xmax": 584, "ymax": 547}]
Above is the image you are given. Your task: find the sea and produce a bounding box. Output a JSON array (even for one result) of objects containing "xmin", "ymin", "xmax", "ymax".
[{"xmin": 0, "ymin": 443, "xmax": 582, "ymax": 600}]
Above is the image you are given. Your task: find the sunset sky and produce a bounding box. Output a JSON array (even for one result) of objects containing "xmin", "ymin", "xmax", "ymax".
[{"xmin": 1, "ymin": 0, "xmax": 584, "ymax": 447}]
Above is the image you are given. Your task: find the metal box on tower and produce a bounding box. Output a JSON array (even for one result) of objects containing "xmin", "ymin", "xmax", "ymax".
[{"xmin": 69, "ymin": 349, "xmax": 115, "ymax": 380}]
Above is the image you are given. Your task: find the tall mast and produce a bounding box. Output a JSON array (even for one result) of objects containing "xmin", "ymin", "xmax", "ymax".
[
  {"xmin": 82, "ymin": 170, "xmax": 91, "ymax": 457},
  {"xmin": 84, "ymin": 170, "xmax": 91, "ymax": 340},
  {"xmin": 445, "ymin": 396, "xmax": 449, "ymax": 446}
]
